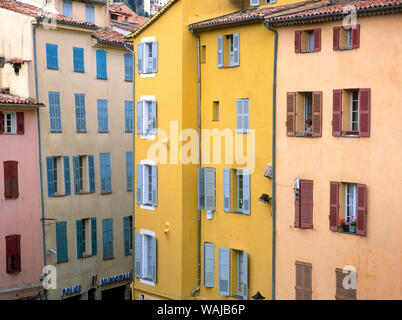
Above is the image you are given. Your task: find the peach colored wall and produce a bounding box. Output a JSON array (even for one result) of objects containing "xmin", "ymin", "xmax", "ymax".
[
  {"xmin": 276, "ymin": 15, "xmax": 402, "ymax": 299},
  {"xmin": 0, "ymin": 108, "xmax": 43, "ymax": 299}
]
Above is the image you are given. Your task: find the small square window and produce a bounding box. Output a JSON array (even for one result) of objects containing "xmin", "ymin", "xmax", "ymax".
[{"xmin": 212, "ymin": 101, "xmax": 219, "ymax": 121}]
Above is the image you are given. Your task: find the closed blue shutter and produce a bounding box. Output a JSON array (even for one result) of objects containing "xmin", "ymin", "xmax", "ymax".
[
  {"xmin": 198, "ymin": 168, "xmax": 205, "ymax": 210},
  {"xmin": 91, "ymin": 217, "xmax": 97, "ymax": 256},
  {"xmin": 73, "ymin": 155, "xmax": 80, "ymax": 194},
  {"xmin": 135, "ymin": 233, "xmax": 142, "ymax": 277},
  {"xmin": 63, "ymin": 156, "xmax": 71, "ymax": 195},
  {"xmin": 76, "ymin": 219, "xmax": 83, "ymax": 259},
  {"xmin": 136, "ymin": 101, "xmax": 143, "ymax": 134},
  {"xmin": 123, "ymin": 216, "xmax": 130, "ymax": 255},
  {"xmin": 97, "ymin": 99, "xmax": 108, "ymax": 133},
  {"xmin": 219, "ymin": 248, "xmax": 230, "ymax": 296},
  {"xmin": 96, "ymin": 49, "xmax": 107, "ymax": 79},
  {"xmin": 233, "ymin": 33, "xmax": 240, "ymax": 66},
  {"xmin": 46, "ymin": 43, "xmax": 58, "ymax": 69},
  {"xmin": 73, "ymin": 47, "xmax": 84, "ymax": 72},
  {"xmin": 124, "ymin": 53, "xmax": 133, "ymax": 81},
  {"xmin": 217, "ymin": 36, "xmax": 223, "ymax": 68},
  {"xmin": 204, "ymin": 168, "xmax": 216, "ymax": 211},
  {"xmin": 46, "ymin": 156, "xmax": 54, "ymax": 197},
  {"xmin": 100, "ymin": 153, "xmax": 111, "ymax": 194},
  {"xmin": 48, "ymin": 92, "xmax": 61, "ymax": 132},
  {"xmin": 152, "ymin": 165, "xmax": 158, "ymax": 207},
  {"xmin": 102, "ymin": 218, "xmax": 113, "ymax": 259},
  {"xmin": 85, "ymin": 4, "xmax": 95, "ymax": 24},
  {"xmin": 63, "ymin": 0, "xmax": 72, "ymax": 18},
  {"xmin": 243, "ymin": 171, "xmax": 250, "ymax": 214},
  {"xmin": 56, "ymin": 221, "xmax": 68, "ymax": 263},
  {"xmin": 204, "ymin": 243, "xmax": 215, "ymax": 288},
  {"xmin": 75, "ymin": 94, "xmax": 86, "ymax": 132},
  {"xmin": 137, "ymin": 164, "xmax": 143, "ymax": 204},
  {"xmin": 125, "ymin": 101, "xmax": 134, "ymax": 132},
  {"xmin": 88, "ymin": 155, "xmax": 95, "ymax": 193},
  {"xmin": 152, "ymin": 41, "xmax": 158, "ymax": 73},
  {"xmin": 151, "ymin": 236, "xmax": 157, "ymax": 282},
  {"xmin": 137, "ymin": 43, "xmax": 144, "ymax": 74},
  {"xmin": 223, "ymin": 168, "xmax": 231, "ymax": 212},
  {"xmin": 126, "ymin": 152, "xmax": 133, "ymax": 191}
]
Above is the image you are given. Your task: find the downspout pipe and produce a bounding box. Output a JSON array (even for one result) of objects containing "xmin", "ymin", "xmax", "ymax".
[
  {"xmin": 33, "ymin": 17, "xmax": 47, "ymax": 300},
  {"xmin": 123, "ymin": 41, "xmax": 136, "ymax": 299},
  {"xmin": 265, "ymin": 21, "xmax": 277, "ymax": 301},
  {"xmin": 191, "ymin": 35, "xmax": 202, "ymax": 297}
]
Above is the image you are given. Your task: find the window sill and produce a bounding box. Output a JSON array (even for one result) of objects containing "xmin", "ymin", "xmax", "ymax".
[
  {"xmin": 140, "ymin": 135, "xmax": 156, "ymax": 140},
  {"xmin": 337, "ymin": 47, "xmax": 354, "ymax": 51},
  {"xmin": 98, "ymin": 131, "xmax": 109, "ymax": 134},
  {"xmin": 53, "ymin": 194, "xmax": 67, "ymax": 198},
  {"xmin": 231, "ymin": 295, "xmax": 245, "ymax": 300},
  {"xmin": 96, "ymin": 77, "xmax": 108, "ymax": 80},
  {"xmin": 76, "ymin": 191, "xmax": 92, "ymax": 195},
  {"xmin": 74, "ymin": 70, "xmax": 85, "ymax": 73},
  {"xmin": 295, "ymin": 134, "xmax": 315, "ymax": 138},
  {"xmin": 124, "ymin": 79, "xmax": 133, "ymax": 83},
  {"xmin": 103, "ymin": 257, "xmax": 114, "ymax": 261},
  {"xmin": 47, "ymin": 67, "xmax": 59, "ymax": 70},
  {"xmin": 139, "ymin": 279, "xmax": 155, "ymax": 286},
  {"xmin": 101, "ymin": 192, "xmax": 113, "ymax": 195},
  {"xmin": 76, "ymin": 131, "xmax": 87, "ymax": 134},
  {"xmin": 140, "ymin": 73, "xmax": 156, "ymax": 78},
  {"xmin": 219, "ymin": 65, "xmax": 239, "ymax": 69},
  {"xmin": 140, "ymin": 205, "xmax": 155, "ymax": 211},
  {"xmin": 299, "ymin": 50, "xmax": 316, "ymax": 54},
  {"xmin": 57, "ymin": 260, "xmax": 69, "ymax": 264},
  {"xmin": 337, "ymin": 230, "xmax": 359, "ymax": 236},
  {"xmin": 236, "ymin": 130, "xmax": 249, "ymax": 134},
  {"xmin": 50, "ymin": 131, "xmax": 63, "ymax": 134},
  {"xmin": 4, "ymin": 197, "xmax": 19, "ymax": 200},
  {"xmin": 125, "ymin": 130, "xmax": 133, "ymax": 133},
  {"xmin": 225, "ymin": 210, "xmax": 250, "ymax": 215}
]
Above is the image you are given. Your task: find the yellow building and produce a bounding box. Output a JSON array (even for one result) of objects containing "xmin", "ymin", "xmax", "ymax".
[{"xmin": 267, "ymin": 0, "xmax": 402, "ymax": 299}]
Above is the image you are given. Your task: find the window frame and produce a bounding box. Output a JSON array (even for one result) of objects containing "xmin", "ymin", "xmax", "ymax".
[{"xmin": 3, "ymin": 112, "xmax": 17, "ymax": 134}]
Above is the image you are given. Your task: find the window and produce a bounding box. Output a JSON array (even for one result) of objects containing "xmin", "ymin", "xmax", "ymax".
[
  {"xmin": 217, "ymin": 33, "xmax": 239, "ymax": 68},
  {"xmin": 48, "ymin": 92, "xmax": 62, "ymax": 132},
  {"xmin": 63, "ymin": 0, "xmax": 72, "ymax": 18},
  {"xmin": 74, "ymin": 93, "xmax": 86, "ymax": 132},
  {"xmin": 204, "ymin": 242, "xmax": 215, "ymax": 288},
  {"xmin": 218, "ymin": 248, "xmax": 248, "ymax": 299},
  {"xmin": 96, "ymin": 49, "xmax": 107, "ymax": 79},
  {"xmin": 223, "ymin": 169, "xmax": 250, "ymax": 214},
  {"xmin": 286, "ymin": 92, "xmax": 322, "ymax": 137},
  {"xmin": 265, "ymin": 0, "xmax": 276, "ymax": 3},
  {"xmin": 137, "ymin": 41, "xmax": 158, "ymax": 74},
  {"xmin": 125, "ymin": 101, "xmax": 134, "ymax": 132},
  {"xmin": 46, "ymin": 43, "xmax": 58, "ymax": 69},
  {"xmin": 124, "ymin": 216, "xmax": 133, "ymax": 255},
  {"xmin": 295, "ymin": 261, "xmax": 312, "ymax": 300},
  {"xmin": 46, "ymin": 156, "xmax": 71, "ymax": 196},
  {"xmin": 102, "ymin": 218, "xmax": 113, "ymax": 260},
  {"xmin": 198, "ymin": 167, "xmax": 216, "ymax": 211},
  {"xmin": 332, "ymin": 88, "xmax": 370, "ymax": 137},
  {"xmin": 293, "ymin": 179, "xmax": 313, "ymax": 229},
  {"xmin": 137, "ymin": 163, "xmax": 157, "ymax": 208},
  {"xmin": 329, "ymin": 181, "xmax": 367, "ymax": 235},
  {"xmin": 250, "ymin": 0, "xmax": 259, "ymax": 6},
  {"xmin": 4, "ymin": 160, "xmax": 18, "ymax": 199},
  {"xmin": 333, "ymin": 25, "xmax": 360, "ymax": 50},
  {"xmin": 2, "ymin": 112, "xmax": 16, "ymax": 134},
  {"xmin": 135, "ymin": 231, "xmax": 157, "ymax": 284},
  {"xmin": 126, "ymin": 152, "xmax": 133, "ymax": 191},
  {"xmin": 124, "ymin": 53, "xmax": 133, "ymax": 81},
  {"xmin": 76, "ymin": 218, "xmax": 93, "ymax": 258},
  {"xmin": 73, "ymin": 155, "xmax": 95, "ymax": 194},
  {"xmin": 137, "ymin": 100, "xmax": 157, "ymax": 136},
  {"xmin": 99, "ymin": 153, "xmax": 112, "ymax": 194},
  {"xmin": 73, "ymin": 47, "xmax": 84, "ymax": 72},
  {"xmin": 335, "ymin": 268, "xmax": 357, "ymax": 300},
  {"xmin": 236, "ymin": 99, "xmax": 249, "ymax": 133},
  {"xmin": 295, "ymin": 29, "xmax": 321, "ymax": 53},
  {"xmin": 201, "ymin": 45, "xmax": 206, "ymax": 64},
  {"xmin": 85, "ymin": 4, "xmax": 95, "ymax": 24},
  {"xmin": 56, "ymin": 221, "xmax": 68, "ymax": 263},
  {"xmin": 97, "ymin": 99, "xmax": 108, "ymax": 133},
  {"xmin": 6, "ymin": 235, "xmax": 21, "ymax": 273},
  {"xmin": 212, "ymin": 101, "xmax": 219, "ymax": 121}
]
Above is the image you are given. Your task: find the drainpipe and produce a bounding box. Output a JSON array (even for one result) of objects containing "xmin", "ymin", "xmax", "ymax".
[
  {"xmin": 191, "ymin": 35, "xmax": 202, "ymax": 297},
  {"xmin": 123, "ymin": 41, "xmax": 136, "ymax": 300},
  {"xmin": 265, "ymin": 21, "xmax": 277, "ymax": 301}
]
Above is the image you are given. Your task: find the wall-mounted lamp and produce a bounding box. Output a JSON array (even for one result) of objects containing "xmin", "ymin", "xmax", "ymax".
[
  {"xmin": 252, "ymin": 291, "xmax": 265, "ymax": 300},
  {"xmin": 258, "ymin": 194, "xmax": 271, "ymax": 205}
]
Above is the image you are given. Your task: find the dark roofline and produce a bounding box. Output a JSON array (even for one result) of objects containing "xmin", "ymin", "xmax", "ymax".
[
  {"xmin": 189, "ymin": 14, "xmax": 264, "ymax": 33},
  {"xmin": 91, "ymin": 34, "xmax": 133, "ymax": 48}
]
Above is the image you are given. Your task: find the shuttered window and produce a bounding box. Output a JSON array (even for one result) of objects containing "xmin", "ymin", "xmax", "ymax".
[
  {"xmin": 294, "ymin": 179, "xmax": 313, "ymax": 229},
  {"xmin": 62, "ymin": 0, "xmax": 72, "ymax": 18},
  {"xmin": 85, "ymin": 4, "xmax": 95, "ymax": 24},
  {"xmin": 46, "ymin": 157, "xmax": 56, "ymax": 197},
  {"xmin": 56, "ymin": 222, "xmax": 68, "ymax": 263},
  {"xmin": 136, "ymin": 164, "xmax": 157, "ymax": 207},
  {"xmin": 332, "ymin": 89, "xmax": 342, "ymax": 136},
  {"xmin": 126, "ymin": 152, "xmax": 133, "ymax": 191},
  {"xmin": 237, "ymin": 250, "xmax": 248, "ymax": 300},
  {"xmin": 97, "ymin": 99, "xmax": 109, "ymax": 133},
  {"xmin": 6, "ymin": 235, "xmax": 21, "ymax": 273},
  {"xmin": 73, "ymin": 47, "xmax": 84, "ymax": 72},
  {"xmin": 99, "ymin": 153, "xmax": 112, "ymax": 194},
  {"xmin": 102, "ymin": 218, "xmax": 113, "ymax": 260},
  {"xmin": 204, "ymin": 242, "xmax": 215, "ymax": 288},
  {"xmin": 88, "ymin": 155, "xmax": 95, "ymax": 193},
  {"xmin": 295, "ymin": 30, "xmax": 320, "ymax": 53},
  {"xmin": 74, "ymin": 94, "xmax": 86, "ymax": 132},
  {"xmin": 329, "ymin": 181, "xmax": 339, "ymax": 231},
  {"xmin": 217, "ymin": 34, "xmax": 239, "ymax": 67},
  {"xmin": 63, "ymin": 156, "xmax": 71, "ymax": 195},
  {"xmin": 46, "ymin": 43, "xmax": 58, "ymax": 69},
  {"xmin": 76, "ymin": 219, "xmax": 84, "ymax": 259},
  {"xmin": 236, "ymin": 99, "xmax": 249, "ymax": 134},
  {"xmin": 125, "ymin": 101, "xmax": 134, "ymax": 132},
  {"xmin": 15, "ymin": 112, "xmax": 24, "ymax": 134},
  {"xmin": 4, "ymin": 160, "xmax": 19, "ymax": 199},
  {"xmin": 223, "ymin": 168, "xmax": 231, "ymax": 212},
  {"xmin": 134, "ymin": 233, "xmax": 157, "ymax": 283},
  {"xmin": 198, "ymin": 168, "xmax": 216, "ymax": 211},
  {"xmin": 91, "ymin": 217, "xmax": 97, "ymax": 256},
  {"xmin": 137, "ymin": 100, "xmax": 157, "ymax": 136},
  {"xmin": 137, "ymin": 41, "xmax": 158, "ymax": 74},
  {"xmin": 48, "ymin": 92, "xmax": 62, "ymax": 132},
  {"xmin": 237, "ymin": 170, "xmax": 250, "ymax": 215},
  {"xmin": 356, "ymin": 184, "xmax": 367, "ymax": 235},
  {"xmin": 123, "ymin": 216, "xmax": 132, "ymax": 255},
  {"xmin": 312, "ymin": 92, "xmax": 322, "ymax": 137},
  {"xmin": 286, "ymin": 92, "xmax": 296, "ymax": 136},
  {"xmin": 218, "ymin": 248, "xmax": 230, "ymax": 296},
  {"xmin": 336, "ymin": 268, "xmax": 357, "ymax": 300},
  {"xmin": 124, "ymin": 53, "xmax": 133, "ymax": 81},
  {"xmin": 295, "ymin": 261, "xmax": 312, "ymax": 300},
  {"xmin": 96, "ymin": 49, "xmax": 107, "ymax": 79}
]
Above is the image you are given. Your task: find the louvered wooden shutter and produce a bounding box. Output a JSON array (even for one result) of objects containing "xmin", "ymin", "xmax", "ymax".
[
  {"xmin": 198, "ymin": 167, "xmax": 205, "ymax": 210},
  {"xmin": 233, "ymin": 33, "xmax": 240, "ymax": 66},
  {"xmin": 135, "ymin": 233, "xmax": 142, "ymax": 277},
  {"xmin": 0, "ymin": 112, "xmax": 3, "ymax": 134},
  {"xmin": 150, "ymin": 101, "xmax": 157, "ymax": 135},
  {"xmin": 217, "ymin": 36, "xmax": 223, "ymax": 67},
  {"xmin": 332, "ymin": 89, "xmax": 343, "ymax": 136},
  {"xmin": 91, "ymin": 217, "xmax": 97, "ymax": 256},
  {"xmin": 73, "ymin": 156, "xmax": 80, "ymax": 194},
  {"xmin": 300, "ymin": 180, "xmax": 313, "ymax": 229},
  {"xmin": 351, "ymin": 24, "xmax": 360, "ymax": 49},
  {"xmin": 294, "ymin": 188, "xmax": 301, "ymax": 228},
  {"xmin": 137, "ymin": 43, "xmax": 144, "ymax": 74},
  {"xmin": 4, "ymin": 161, "xmax": 18, "ymax": 199},
  {"xmin": 313, "ymin": 29, "xmax": 321, "ymax": 52},
  {"xmin": 204, "ymin": 243, "xmax": 215, "ymax": 288},
  {"xmin": 223, "ymin": 169, "xmax": 231, "ymax": 212},
  {"xmin": 137, "ymin": 164, "xmax": 143, "ymax": 204},
  {"xmin": 356, "ymin": 184, "xmax": 367, "ymax": 235},
  {"xmin": 150, "ymin": 236, "xmax": 157, "ymax": 282},
  {"xmin": 88, "ymin": 155, "xmax": 95, "ymax": 193},
  {"xmin": 359, "ymin": 88, "xmax": 370, "ymax": 137},
  {"xmin": 241, "ymin": 251, "xmax": 248, "ymax": 300},
  {"xmin": 6, "ymin": 235, "xmax": 21, "ymax": 273},
  {"xmin": 126, "ymin": 152, "xmax": 133, "ymax": 191},
  {"xmin": 286, "ymin": 92, "xmax": 296, "ymax": 136},
  {"xmin": 136, "ymin": 101, "xmax": 143, "ymax": 134},
  {"xmin": 204, "ymin": 168, "xmax": 216, "ymax": 211},
  {"xmin": 46, "ymin": 157, "xmax": 54, "ymax": 197},
  {"xmin": 295, "ymin": 262, "xmax": 312, "ymax": 300},
  {"xmin": 76, "ymin": 219, "xmax": 83, "ymax": 259},
  {"xmin": 102, "ymin": 218, "xmax": 113, "ymax": 259},
  {"xmin": 295, "ymin": 31, "xmax": 302, "ymax": 53},
  {"xmin": 49, "ymin": 92, "xmax": 62, "ymax": 132},
  {"xmin": 312, "ymin": 92, "xmax": 322, "ymax": 137},
  {"xmin": 124, "ymin": 53, "xmax": 133, "ymax": 81},
  {"xmin": 97, "ymin": 99, "xmax": 108, "ymax": 133},
  {"xmin": 243, "ymin": 171, "xmax": 250, "ymax": 214},
  {"xmin": 123, "ymin": 216, "xmax": 130, "ymax": 255},
  {"xmin": 295, "ymin": 262, "xmax": 303, "ymax": 299},
  {"xmin": 96, "ymin": 50, "xmax": 107, "ymax": 79},
  {"xmin": 333, "ymin": 27, "xmax": 340, "ymax": 50},
  {"xmin": 73, "ymin": 47, "xmax": 84, "ymax": 72},
  {"xmin": 16, "ymin": 112, "xmax": 24, "ymax": 134},
  {"xmin": 219, "ymin": 248, "xmax": 230, "ymax": 296},
  {"xmin": 63, "ymin": 156, "xmax": 71, "ymax": 195},
  {"xmin": 329, "ymin": 182, "xmax": 339, "ymax": 231},
  {"xmin": 152, "ymin": 41, "xmax": 158, "ymax": 73},
  {"xmin": 56, "ymin": 221, "xmax": 68, "ymax": 263},
  {"xmin": 151, "ymin": 165, "xmax": 158, "ymax": 207}
]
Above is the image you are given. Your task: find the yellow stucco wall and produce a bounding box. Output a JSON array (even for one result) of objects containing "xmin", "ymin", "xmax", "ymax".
[{"xmin": 276, "ymin": 15, "xmax": 402, "ymax": 299}]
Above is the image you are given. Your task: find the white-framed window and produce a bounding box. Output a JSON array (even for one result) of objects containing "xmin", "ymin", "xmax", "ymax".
[
  {"xmin": 53, "ymin": 157, "xmax": 59, "ymax": 194},
  {"xmin": 345, "ymin": 183, "xmax": 357, "ymax": 224},
  {"xmin": 223, "ymin": 169, "xmax": 250, "ymax": 214},
  {"xmin": 137, "ymin": 161, "xmax": 158, "ymax": 209},
  {"xmin": 137, "ymin": 38, "xmax": 158, "ymax": 75},
  {"xmin": 79, "ymin": 156, "xmax": 85, "ymax": 192},
  {"xmin": 135, "ymin": 230, "xmax": 157, "ymax": 285},
  {"xmin": 350, "ymin": 90, "xmax": 359, "ymax": 132},
  {"xmin": 3, "ymin": 112, "xmax": 17, "ymax": 134},
  {"xmin": 217, "ymin": 33, "xmax": 240, "ymax": 68},
  {"xmin": 137, "ymin": 98, "xmax": 157, "ymax": 138}
]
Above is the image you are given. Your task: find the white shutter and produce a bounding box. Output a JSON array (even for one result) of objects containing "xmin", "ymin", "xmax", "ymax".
[
  {"xmin": 137, "ymin": 43, "xmax": 144, "ymax": 74},
  {"xmin": 204, "ymin": 168, "xmax": 216, "ymax": 211},
  {"xmin": 151, "ymin": 165, "xmax": 158, "ymax": 207},
  {"xmin": 217, "ymin": 36, "xmax": 223, "ymax": 68},
  {"xmin": 223, "ymin": 169, "xmax": 231, "ymax": 212},
  {"xmin": 236, "ymin": 100, "xmax": 243, "ymax": 133},
  {"xmin": 137, "ymin": 164, "xmax": 143, "ymax": 204},
  {"xmin": 233, "ymin": 33, "xmax": 240, "ymax": 66}
]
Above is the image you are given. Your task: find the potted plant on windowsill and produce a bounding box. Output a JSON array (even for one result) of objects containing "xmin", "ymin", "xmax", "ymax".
[
  {"xmin": 338, "ymin": 219, "xmax": 349, "ymax": 232},
  {"xmin": 349, "ymin": 220, "xmax": 357, "ymax": 233}
]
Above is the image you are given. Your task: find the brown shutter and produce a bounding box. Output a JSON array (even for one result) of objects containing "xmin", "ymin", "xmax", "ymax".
[
  {"xmin": 0, "ymin": 112, "xmax": 3, "ymax": 134},
  {"xmin": 294, "ymin": 192, "xmax": 300, "ymax": 228},
  {"xmin": 329, "ymin": 182, "xmax": 339, "ymax": 231},
  {"xmin": 351, "ymin": 24, "xmax": 360, "ymax": 49},
  {"xmin": 6, "ymin": 234, "xmax": 21, "ymax": 273},
  {"xmin": 4, "ymin": 161, "xmax": 19, "ymax": 199},
  {"xmin": 295, "ymin": 262, "xmax": 303, "ymax": 300},
  {"xmin": 312, "ymin": 91, "xmax": 322, "ymax": 137},
  {"xmin": 295, "ymin": 262, "xmax": 312, "ymax": 300},
  {"xmin": 332, "ymin": 89, "xmax": 342, "ymax": 136},
  {"xmin": 295, "ymin": 31, "xmax": 302, "ymax": 53},
  {"xmin": 359, "ymin": 88, "xmax": 370, "ymax": 137},
  {"xmin": 356, "ymin": 184, "xmax": 367, "ymax": 236},
  {"xmin": 17, "ymin": 112, "xmax": 24, "ymax": 135},
  {"xmin": 300, "ymin": 180, "xmax": 313, "ymax": 229},
  {"xmin": 333, "ymin": 27, "xmax": 340, "ymax": 50},
  {"xmin": 286, "ymin": 92, "xmax": 296, "ymax": 137},
  {"xmin": 313, "ymin": 28, "xmax": 321, "ymax": 52}
]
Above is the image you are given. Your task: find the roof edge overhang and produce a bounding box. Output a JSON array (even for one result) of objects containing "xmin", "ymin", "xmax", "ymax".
[{"xmin": 189, "ymin": 16, "xmax": 265, "ymax": 33}]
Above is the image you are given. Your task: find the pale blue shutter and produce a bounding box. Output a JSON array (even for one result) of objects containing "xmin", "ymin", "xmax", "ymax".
[
  {"xmin": 63, "ymin": 0, "xmax": 72, "ymax": 18},
  {"xmin": 137, "ymin": 43, "xmax": 144, "ymax": 74},
  {"xmin": 73, "ymin": 156, "xmax": 80, "ymax": 194},
  {"xmin": 96, "ymin": 49, "xmax": 107, "ymax": 79},
  {"xmin": 126, "ymin": 152, "xmax": 133, "ymax": 191},
  {"xmin": 217, "ymin": 36, "xmax": 223, "ymax": 68},
  {"xmin": 76, "ymin": 219, "xmax": 83, "ymax": 259},
  {"xmin": 204, "ymin": 243, "xmax": 215, "ymax": 288},
  {"xmin": 88, "ymin": 155, "xmax": 95, "ymax": 193},
  {"xmin": 241, "ymin": 251, "xmax": 248, "ymax": 300},
  {"xmin": 49, "ymin": 92, "xmax": 61, "ymax": 132},
  {"xmin": 63, "ymin": 156, "xmax": 71, "ymax": 195},
  {"xmin": 243, "ymin": 170, "xmax": 250, "ymax": 214},
  {"xmin": 198, "ymin": 168, "xmax": 205, "ymax": 210},
  {"xmin": 91, "ymin": 217, "xmax": 97, "ymax": 255},
  {"xmin": 73, "ymin": 47, "xmax": 84, "ymax": 72},
  {"xmin": 236, "ymin": 99, "xmax": 243, "ymax": 133},
  {"xmin": 85, "ymin": 4, "xmax": 95, "ymax": 24},
  {"xmin": 100, "ymin": 153, "xmax": 111, "ymax": 193},
  {"xmin": 136, "ymin": 101, "xmax": 143, "ymax": 134},
  {"xmin": 124, "ymin": 53, "xmax": 133, "ymax": 81},
  {"xmin": 151, "ymin": 236, "xmax": 157, "ymax": 282},
  {"xmin": 152, "ymin": 41, "xmax": 158, "ymax": 73},
  {"xmin": 56, "ymin": 221, "xmax": 68, "ymax": 263},
  {"xmin": 151, "ymin": 165, "xmax": 158, "ymax": 207},
  {"xmin": 125, "ymin": 101, "xmax": 134, "ymax": 132},
  {"xmin": 233, "ymin": 33, "xmax": 240, "ymax": 66},
  {"xmin": 46, "ymin": 156, "xmax": 54, "ymax": 197},
  {"xmin": 123, "ymin": 216, "xmax": 130, "ymax": 255},
  {"xmin": 137, "ymin": 164, "xmax": 143, "ymax": 204},
  {"xmin": 219, "ymin": 248, "xmax": 230, "ymax": 296},
  {"xmin": 75, "ymin": 94, "xmax": 86, "ymax": 132},
  {"xmin": 102, "ymin": 218, "xmax": 113, "ymax": 259},
  {"xmin": 243, "ymin": 100, "xmax": 249, "ymax": 132},
  {"xmin": 150, "ymin": 101, "xmax": 157, "ymax": 135},
  {"xmin": 46, "ymin": 44, "xmax": 58, "ymax": 69},
  {"xmin": 97, "ymin": 99, "xmax": 108, "ymax": 133},
  {"xmin": 204, "ymin": 168, "xmax": 216, "ymax": 211},
  {"xmin": 135, "ymin": 233, "xmax": 142, "ymax": 277},
  {"xmin": 223, "ymin": 168, "xmax": 231, "ymax": 212}
]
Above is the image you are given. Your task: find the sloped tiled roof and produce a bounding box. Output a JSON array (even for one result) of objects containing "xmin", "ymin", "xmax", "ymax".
[
  {"xmin": 267, "ymin": 0, "xmax": 402, "ymax": 26},
  {"xmin": 111, "ymin": 20, "xmax": 141, "ymax": 33},
  {"xmin": 92, "ymin": 27, "xmax": 132, "ymax": 46},
  {"xmin": 0, "ymin": 92, "xmax": 44, "ymax": 106}
]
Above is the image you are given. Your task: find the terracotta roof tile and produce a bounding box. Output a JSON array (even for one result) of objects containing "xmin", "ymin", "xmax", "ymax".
[
  {"xmin": 92, "ymin": 27, "xmax": 131, "ymax": 46},
  {"xmin": 111, "ymin": 20, "xmax": 141, "ymax": 33},
  {"xmin": 0, "ymin": 91, "xmax": 44, "ymax": 106}
]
